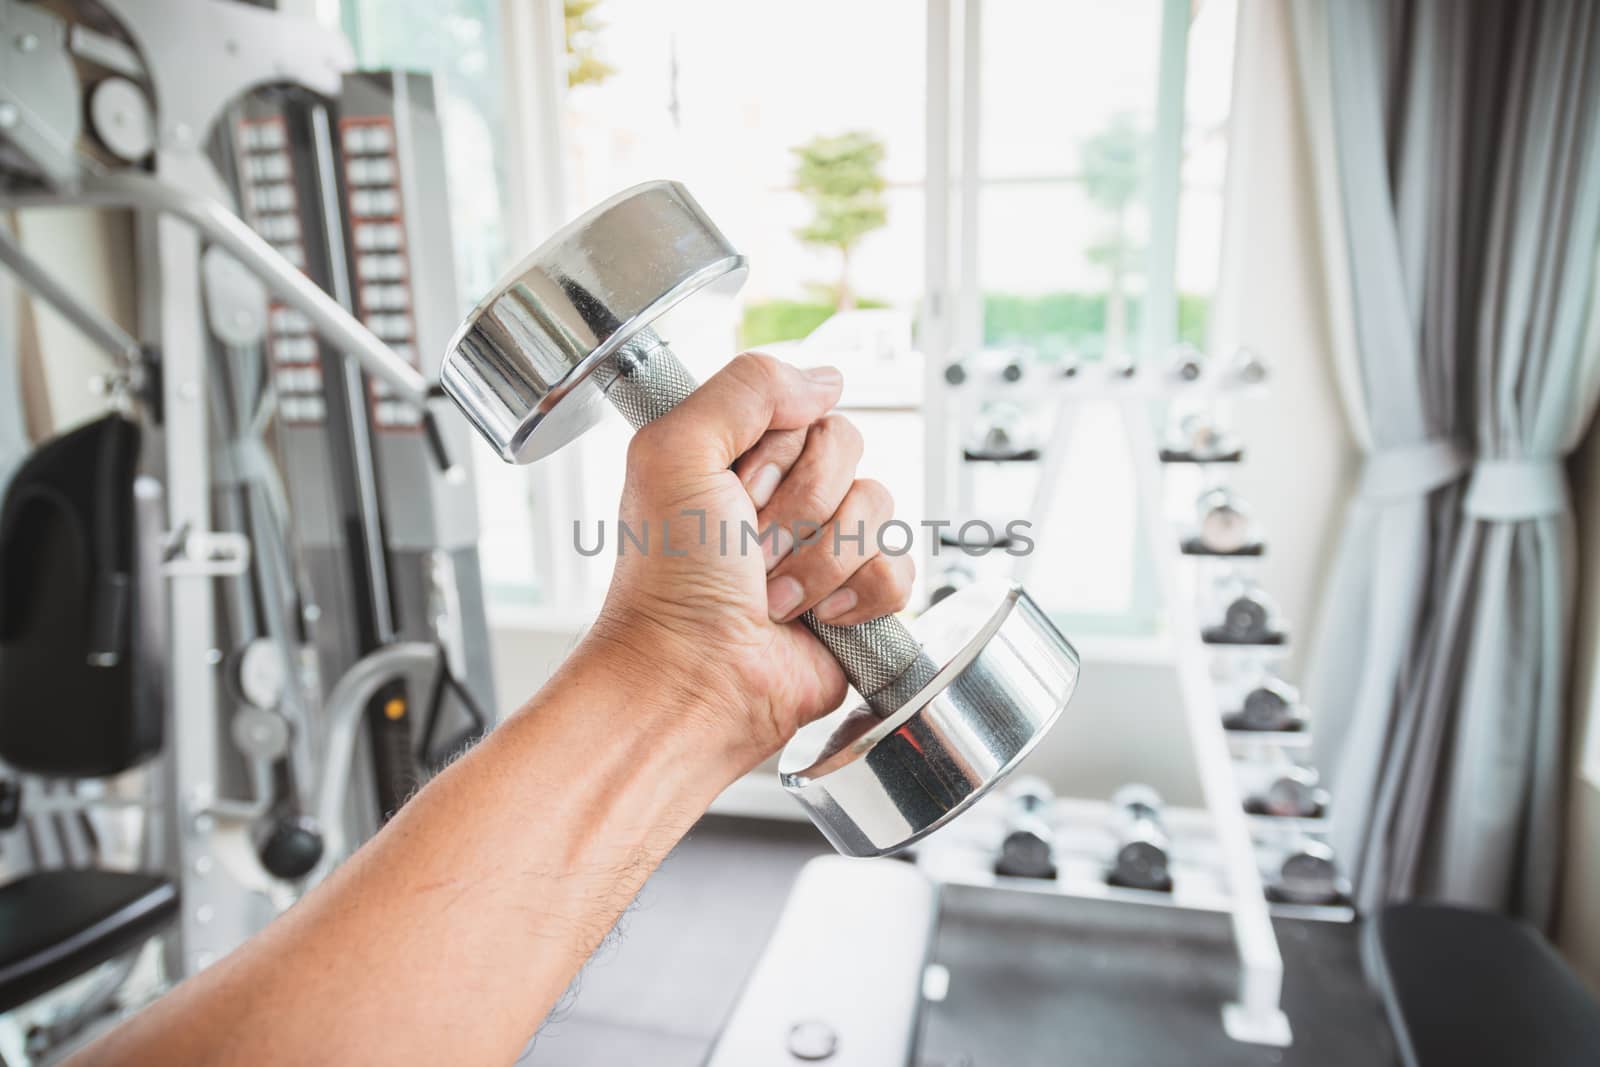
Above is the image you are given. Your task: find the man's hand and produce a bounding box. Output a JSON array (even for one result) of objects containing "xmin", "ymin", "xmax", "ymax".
[{"xmin": 588, "ymin": 352, "xmax": 914, "ymax": 772}]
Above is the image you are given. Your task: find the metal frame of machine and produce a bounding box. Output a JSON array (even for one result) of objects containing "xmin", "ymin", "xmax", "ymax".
[{"xmin": 0, "ymin": 0, "xmax": 496, "ymax": 1009}]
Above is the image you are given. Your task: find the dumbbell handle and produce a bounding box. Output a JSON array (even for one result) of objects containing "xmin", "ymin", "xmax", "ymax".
[{"xmin": 606, "ymin": 329, "xmax": 934, "ymax": 709}]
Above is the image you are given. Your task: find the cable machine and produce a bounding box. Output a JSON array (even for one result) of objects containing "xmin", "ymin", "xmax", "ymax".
[{"xmin": 0, "ymin": 0, "xmax": 496, "ymax": 1025}]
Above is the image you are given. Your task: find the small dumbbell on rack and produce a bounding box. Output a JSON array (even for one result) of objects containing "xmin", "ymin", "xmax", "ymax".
[
  {"xmin": 1106, "ymin": 784, "xmax": 1174, "ymax": 893},
  {"xmin": 1183, "ymin": 487, "xmax": 1264, "ymax": 557},
  {"xmin": 1201, "ymin": 574, "xmax": 1288, "ymax": 646},
  {"xmin": 963, "ymin": 402, "xmax": 1040, "ymax": 462},
  {"xmin": 929, "ymin": 561, "xmax": 975, "ymax": 607},
  {"xmin": 1166, "ymin": 343, "xmax": 1206, "ymax": 383},
  {"xmin": 1223, "ymin": 347, "xmax": 1268, "ymax": 388},
  {"xmin": 1222, "ymin": 673, "xmax": 1307, "ymax": 734},
  {"xmin": 1160, "ymin": 410, "xmax": 1243, "ymax": 464},
  {"xmin": 1243, "ymin": 764, "xmax": 1329, "ymax": 819},
  {"xmin": 1264, "ymin": 838, "xmax": 1346, "ymax": 906},
  {"xmin": 993, "ymin": 776, "xmax": 1058, "ymax": 880}
]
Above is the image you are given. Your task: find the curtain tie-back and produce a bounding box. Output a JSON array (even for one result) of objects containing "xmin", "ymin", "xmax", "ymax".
[
  {"xmin": 1463, "ymin": 457, "xmax": 1568, "ymax": 520},
  {"xmin": 1358, "ymin": 440, "xmax": 1469, "ymax": 500}
]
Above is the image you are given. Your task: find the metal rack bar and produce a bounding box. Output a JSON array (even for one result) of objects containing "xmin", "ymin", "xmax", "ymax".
[{"xmin": 1123, "ymin": 400, "xmax": 1291, "ymax": 1046}]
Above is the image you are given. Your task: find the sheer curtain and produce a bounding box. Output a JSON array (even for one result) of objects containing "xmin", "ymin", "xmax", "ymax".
[{"xmin": 1290, "ymin": 0, "xmax": 1600, "ymax": 926}]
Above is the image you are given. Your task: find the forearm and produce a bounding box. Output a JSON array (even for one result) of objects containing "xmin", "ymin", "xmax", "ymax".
[{"xmin": 75, "ymin": 643, "xmax": 738, "ymax": 1066}]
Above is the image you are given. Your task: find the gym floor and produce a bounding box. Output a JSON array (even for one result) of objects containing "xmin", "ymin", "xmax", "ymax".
[{"xmin": 518, "ymin": 816, "xmax": 1397, "ymax": 1066}]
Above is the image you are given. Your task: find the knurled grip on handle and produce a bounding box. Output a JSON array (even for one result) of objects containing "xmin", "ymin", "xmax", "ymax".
[{"xmin": 602, "ymin": 329, "xmax": 929, "ymax": 706}]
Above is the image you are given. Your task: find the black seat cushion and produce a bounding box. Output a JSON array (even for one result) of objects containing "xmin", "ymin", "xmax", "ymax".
[
  {"xmin": 0, "ymin": 868, "xmax": 178, "ymax": 1013},
  {"xmin": 0, "ymin": 414, "xmax": 161, "ymax": 777},
  {"xmin": 1368, "ymin": 902, "xmax": 1600, "ymax": 1067}
]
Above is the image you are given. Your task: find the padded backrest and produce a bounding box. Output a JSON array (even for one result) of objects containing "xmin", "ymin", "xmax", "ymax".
[
  {"xmin": 1369, "ymin": 902, "xmax": 1600, "ymax": 1067},
  {"xmin": 0, "ymin": 414, "xmax": 162, "ymax": 777}
]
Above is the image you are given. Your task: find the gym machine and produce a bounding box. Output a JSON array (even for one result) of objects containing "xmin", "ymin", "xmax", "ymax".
[{"xmin": 0, "ymin": 0, "xmax": 494, "ymax": 1043}]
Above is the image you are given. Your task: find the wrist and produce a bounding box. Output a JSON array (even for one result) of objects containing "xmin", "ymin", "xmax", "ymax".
[{"xmin": 563, "ymin": 620, "xmax": 757, "ymax": 788}]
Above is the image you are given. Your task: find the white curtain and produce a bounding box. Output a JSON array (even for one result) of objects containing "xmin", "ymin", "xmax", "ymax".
[{"xmin": 1291, "ymin": 0, "xmax": 1600, "ymax": 926}]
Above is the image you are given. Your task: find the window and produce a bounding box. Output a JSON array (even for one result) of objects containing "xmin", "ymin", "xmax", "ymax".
[
  {"xmin": 530, "ymin": 0, "xmax": 932, "ymax": 615},
  {"xmin": 927, "ymin": 0, "xmax": 1239, "ymax": 636},
  {"xmin": 341, "ymin": 0, "xmax": 1241, "ymax": 636}
]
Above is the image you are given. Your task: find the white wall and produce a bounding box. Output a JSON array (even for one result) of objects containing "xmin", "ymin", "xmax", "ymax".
[
  {"xmin": 1211, "ymin": 0, "xmax": 1355, "ymax": 685},
  {"xmin": 9, "ymin": 208, "xmax": 136, "ymax": 435}
]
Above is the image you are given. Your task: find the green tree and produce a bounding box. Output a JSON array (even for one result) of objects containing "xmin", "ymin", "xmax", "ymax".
[
  {"xmin": 565, "ymin": 0, "xmax": 615, "ymax": 88},
  {"xmin": 792, "ymin": 131, "xmax": 889, "ymax": 311},
  {"xmin": 1079, "ymin": 114, "xmax": 1147, "ymax": 358}
]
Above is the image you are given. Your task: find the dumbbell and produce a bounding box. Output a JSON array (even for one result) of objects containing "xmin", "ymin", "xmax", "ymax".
[
  {"xmin": 1245, "ymin": 765, "xmax": 1327, "ymax": 818},
  {"xmin": 1267, "ymin": 839, "xmax": 1343, "ymax": 905},
  {"xmin": 1224, "ymin": 346, "xmax": 1268, "ymax": 387},
  {"xmin": 965, "ymin": 403, "xmax": 1036, "ymax": 461},
  {"xmin": 1159, "ymin": 411, "xmax": 1242, "ymax": 464},
  {"xmin": 1202, "ymin": 576, "xmax": 1285, "ymax": 645},
  {"xmin": 1166, "ymin": 343, "xmax": 1205, "ymax": 383},
  {"xmin": 993, "ymin": 776, "xmax": 1057, "ymax": 880},
  {"xmin": 441, "ymin": 181, "xmax": 1081, "ymax": 857},
  {"xmin": 1223, "ymin": 675, "xmax": 1306, "ymax": 733},
  {"xmin": 1185, "ymin": 487, "xmax": 1260, "ymax": 556},
  {"xmin": 929, "ymin": 562, "xmax": 974, "ymax": 607},
  {"xmin": 1107, "ymin": 784, "xmax": 1173, "ymax": 892}
]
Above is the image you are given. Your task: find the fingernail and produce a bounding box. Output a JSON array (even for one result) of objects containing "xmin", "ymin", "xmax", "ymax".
[
  {"xmin": 804, "ymin": 365, "xmax": 842, "ymax": 388},
  {"xmin": 763, "ymin": 526, "xmax": 794, "ymax": 571},
  {"xmin": 746, "ymin": 463, "xmax": 782, "ymax": 509},
  {"xmin": 813, "ymin": 587, "xmax": 858, "ymax": 622},
  {"xmin": 766, "ymin": 576, "xmax": 804, "ymax": 621}
]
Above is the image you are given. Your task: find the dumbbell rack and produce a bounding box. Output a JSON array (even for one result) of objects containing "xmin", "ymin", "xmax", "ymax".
[{"xmin": 923, "ymin": 357, "xmax": 1314, "ymax": 1047}]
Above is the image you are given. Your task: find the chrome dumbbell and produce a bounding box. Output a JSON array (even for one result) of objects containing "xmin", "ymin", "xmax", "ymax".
[
  {"xmin": 993, "ymin": 349, "xmax": 1027, "ymax": 383},
  {"xmin": 1223, "ymin": 675, "xmax": 1306, "ymax": 733},
  {"xmin": 1107, "ymin": 784, "xmax": 1173, "ymax": 892},
  {"xmin": 994, "ymin": 776, "xmax": 1057, "ymax": 880},
  {"xmin": 964, "ymin": 402, "xmax": 1039, "ymax": 462},
  {"xmin": 1184, "ymin": 487, "xmax": 1262, "ymax": 556},
  {"xmin": 441, "ymin": 181, "xmax": 1081, "ymax": 857},
  {"xmin": 1223, "ymin": 346, "xmax": 1268, "ymax": 387},
  {"xmin": 1266, "ymin": 839, "xmax": 1344, "ymax": 905},
  {"xmin": 1245, "ymin": 765, "xmax": 1328, "ymax": 818},
  {"xmin": 1202, "ymin": 576, "xmax": 1286, "ymax": 646},
  {"xmin": 1159, "ymin": 411, "xmax": 1242, "ymax": 464},
  {"xmin": 1166, "ymin": 343, "xmax": 1205, "ymax": 383},
  {"xmin": 929, "ymin": 562, "xmax": 974, "ymax": 607}
]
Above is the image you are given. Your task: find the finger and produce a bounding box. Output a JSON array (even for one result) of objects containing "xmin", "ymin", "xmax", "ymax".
[
  {"xmin": 731, "ymin": 427, "xmax": 808, "ymax": 510},
  {"xmin": 641, "ymin": 352, "xmax": 843, "ymax": 472},
  {"xmin": 752, "ymin": 415, "xmax": 863, "ymax": 567},
  {"xmin": 811, "ymin": 552, "xmax": 916, "ymax": 626},
  {"xmin": 766, "ymin": 478, "xmax": 893, "ymax": 623}
]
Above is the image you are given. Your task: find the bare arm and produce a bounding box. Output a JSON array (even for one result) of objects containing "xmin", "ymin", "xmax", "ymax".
[{"xmin": 73, "ymin": 354, "xmax": 913, "ymax": 1065}]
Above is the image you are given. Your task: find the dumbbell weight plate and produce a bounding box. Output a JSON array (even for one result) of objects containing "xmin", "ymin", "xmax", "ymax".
[
  {"xmin": 1261, "ymin": 768, "xmax": 1324, "ymax": 818},
  {"xmin": 1196, "ymin": 498, "xmax": 1253, "ymax": 554},
  {"xmin": 1273, "ymin": 841, "xmax": 1342, "ymax": 904},
  {"xmin": 443, "ymin": 181, "xmax": 748, "ymax": 463},
  {"xmin": 780, "ymin": 581, "xmax": 1079, "ymax": 857}
]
